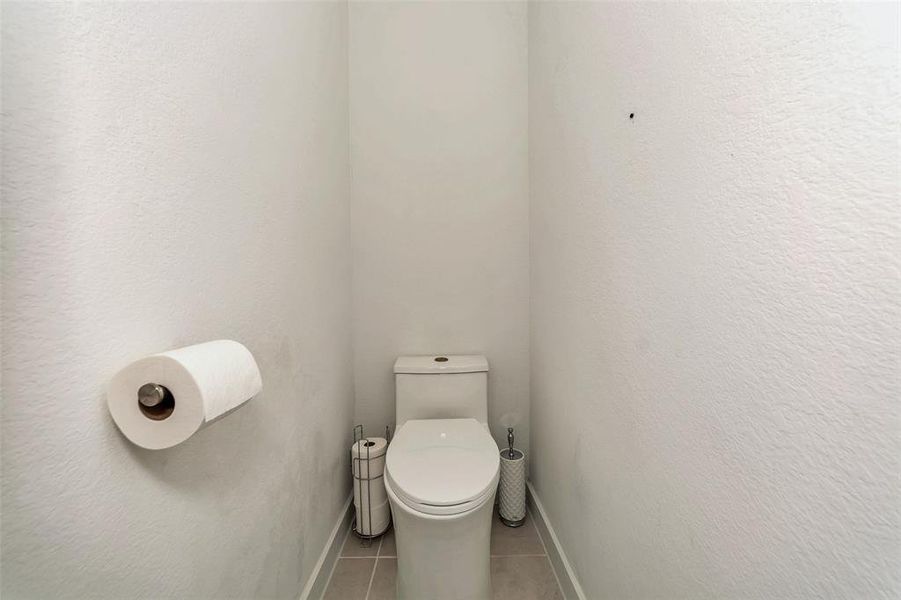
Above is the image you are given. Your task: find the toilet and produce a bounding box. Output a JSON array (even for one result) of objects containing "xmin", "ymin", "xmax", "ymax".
[{"xmin": 384, "ymin": 355, "xmax": 499, "ymax": 600}]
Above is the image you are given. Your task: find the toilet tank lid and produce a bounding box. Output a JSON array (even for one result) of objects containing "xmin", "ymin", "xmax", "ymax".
[{"xmin": 394, "ymin": 355, "xmax": 489, "ymax": 374}]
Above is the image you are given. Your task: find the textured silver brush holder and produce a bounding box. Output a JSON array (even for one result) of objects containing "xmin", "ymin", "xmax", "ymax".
[{"xmin": 499, "ymin": 445, "xmax": 526, "ymax": 527}]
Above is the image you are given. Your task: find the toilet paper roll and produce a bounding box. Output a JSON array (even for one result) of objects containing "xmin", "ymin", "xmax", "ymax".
[
  {"xmin": 355, "ymin": 495, "xmax": 390, "ymax": 536},
  {"xmin": 351, "ymin": 437, "xmax": 388, "ymax": 479},
  {"xmin": 354, "ymin": 478, "xmax": 388, "ymax": 508},
  {"xmin": 107, "ymin": 340, "xmax": 262, "ymax": 450}
]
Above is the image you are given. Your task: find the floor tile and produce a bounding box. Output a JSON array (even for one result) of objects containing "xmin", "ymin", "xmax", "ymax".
[
  {"xmin": 341, "ymin": 530, "xmax": 380, "ymax": 557},
  {"xmin": 367, "ymin": 558, "xmax": 397, "ymax": 600},
  {"xmin": 322, "ymin": 558, "xmax": 375, "ymax": 600},
  {"xmin": 326, "ymin": 514, "xmax": 562, "ymax": 600},
  {"xmin": 491, "ymin": 556, "xmax": 562, "ymax": 600},
  {"xmin": 378, "ymin": 527, "xmax": 396, "ymax": 557},
  {"xmin": 490, "ymin": 510, "xmax": 544, "ymax": 556}
]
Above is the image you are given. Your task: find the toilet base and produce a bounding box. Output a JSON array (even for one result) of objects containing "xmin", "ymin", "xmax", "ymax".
[{"xmin": 385, "ymin": 474, "xmax": 496, "ymax": 600}]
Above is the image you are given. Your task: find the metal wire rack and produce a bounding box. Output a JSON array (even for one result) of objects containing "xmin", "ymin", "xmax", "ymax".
[{"xmin": 350, "ymin": 424, "xmax": 391, "ymax": 546}]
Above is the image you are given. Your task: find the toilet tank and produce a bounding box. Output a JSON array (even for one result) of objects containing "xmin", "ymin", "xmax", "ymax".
[{"xmin": 394, "ymin": 355, "xmax": 489, "ymax": 428}]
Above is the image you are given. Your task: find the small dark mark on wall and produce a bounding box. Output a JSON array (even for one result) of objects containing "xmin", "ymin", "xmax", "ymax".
[{"xmin": 629, "ymin": 113, "xmax": 634, "ymax": 119}]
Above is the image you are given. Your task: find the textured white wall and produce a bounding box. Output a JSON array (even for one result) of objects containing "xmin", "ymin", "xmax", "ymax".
[
  {"xmin": 1, "ymin": 3, "xmax": 352, "ymax": 598},
  {"xmin": 349, "ymin": 2, "xmax": 530, "ymax": 451},
  {"xmin": 529, "ymin": 3, "xmax": 900, "ymax": 599}
]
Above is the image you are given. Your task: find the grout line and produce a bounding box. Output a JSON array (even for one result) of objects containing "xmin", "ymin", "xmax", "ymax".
[
  {"xmin": 362, "ymin": 557, "xmax": 378, "ymax": 600},
  {"xmin": 360, "ymin": 536, "xmax": 383, "ymax": 600},
  {"xmin": 490, "ymin": 554, "xmax": 548, "ymax": 558},
  {"xmin": 334, "ymin": 555, "xmax": 378, "ymax": 559},
  {"xmin": 376, "ymin": 531, "xmax": 385, "ymax": 557},
  {"xmin": 320, "ymin": 526, "xmax": 352, "ymax": 599},
  {"xmin": 528, "ymin": 507, "xmax": 566, "ymax": 599}
]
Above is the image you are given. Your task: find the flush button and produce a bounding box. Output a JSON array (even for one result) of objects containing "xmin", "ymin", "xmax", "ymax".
[{"xmin": 434, "ymin": 356, "xmax": 448, "ymax": 362}]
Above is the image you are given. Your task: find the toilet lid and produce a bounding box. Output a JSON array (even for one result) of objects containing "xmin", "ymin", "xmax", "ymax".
[{"xmin": 386, "ymin": 418, "xmax": 499, "ymax": 515}]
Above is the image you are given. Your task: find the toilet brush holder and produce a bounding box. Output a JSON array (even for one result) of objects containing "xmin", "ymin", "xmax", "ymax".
[{"xmin": 498, "ymin": 446, "xmax": 526, "ymax": 527}]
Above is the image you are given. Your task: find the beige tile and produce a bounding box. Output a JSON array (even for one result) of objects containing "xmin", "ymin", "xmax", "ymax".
[
  {"xmin": 367, "ymin": 558, "xmax": 397, "ymax": 600},
  {"xmin": 491, "ymin": 556, "xmax": 563, "ymax": 600},
  {"xmin": 378, "ymin": 527, "xmax": 396, "ymax": 557},
  {"xmin": 323, "ymin": 558, "xmax": 375, "ymax": 600},
  {"xmin": 490, "ymin": 510, "xmax": 544, "ymax": 556},
  {"xmin": 341, "ymin": 529, "xmax": 380, "ymax": 557}
]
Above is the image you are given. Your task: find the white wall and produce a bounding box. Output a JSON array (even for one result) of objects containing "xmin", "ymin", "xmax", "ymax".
[
  {"xmin": 349, "ymin": 2, "xmax": 529, "ymax": 450},
  {"xmin": 529, "ymin": 3, "xmax": 900, "ymax": 599},
  {"xmin": 0, "ymin": 3, "xmax": 352, "ymax": 598}
]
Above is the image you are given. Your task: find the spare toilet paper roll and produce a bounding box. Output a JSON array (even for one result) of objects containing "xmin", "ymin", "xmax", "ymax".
[
  {"xmin": 351, "ymin": 437, "xmax": 388, "ymax": 478},
  {"xmin": 107, "ymin": 340, "xmax": 262, "ymax": 450},
  {"xmin": 355, "ymin": 495, "xmax": 390, "ymax": 536}
]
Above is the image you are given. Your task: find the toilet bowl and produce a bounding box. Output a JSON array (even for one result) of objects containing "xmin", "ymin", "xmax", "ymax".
[{"xmin": 385, "ymin": 417, "xmax": 499, "ymax": 600}]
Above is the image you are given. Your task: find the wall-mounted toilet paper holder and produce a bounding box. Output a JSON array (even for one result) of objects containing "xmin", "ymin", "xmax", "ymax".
[
  {"xmin": 137, "ymin": 383, "xmax": 175, "ymax": 421},
  {"xmin": 107, "ymin": 340, "xmax": 261, "ymax": 450}
]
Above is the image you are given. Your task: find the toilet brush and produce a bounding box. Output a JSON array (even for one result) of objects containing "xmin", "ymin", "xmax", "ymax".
[{"xmin": 498, "ymin": 427, "xmax": 526, "ymax": 527}]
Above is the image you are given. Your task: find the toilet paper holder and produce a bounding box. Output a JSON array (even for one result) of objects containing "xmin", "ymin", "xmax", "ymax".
[
  {"xmin": 351, "ymin": 424, "xmax": 390, "ymax": 545},
  {"xmin": 137, "ymin": 383, "xmax": 175, "ymax": 421}
]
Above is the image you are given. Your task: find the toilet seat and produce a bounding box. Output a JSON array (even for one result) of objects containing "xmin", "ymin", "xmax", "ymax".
[{"xmin": 386, "ymin": 418, "xmax": 500, "ymax": 516}]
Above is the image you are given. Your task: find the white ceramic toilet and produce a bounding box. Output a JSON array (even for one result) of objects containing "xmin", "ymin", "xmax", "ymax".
[{"xmin": 384, "ymin": 355, "xmax": 499, "ymax": 600}]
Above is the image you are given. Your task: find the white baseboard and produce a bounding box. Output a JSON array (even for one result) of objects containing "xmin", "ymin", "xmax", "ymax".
[
  {"xmin": 298, "ymin": 493, "xmax": 353, "ymax": 600},
  {"xmin": 527, "ymin": 482, "xmax": 587, "ymax": 600}
]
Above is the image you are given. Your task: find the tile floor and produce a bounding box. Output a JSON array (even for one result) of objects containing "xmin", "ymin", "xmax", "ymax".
[{"xmin": 323, "ymin": 509, "xmax": 563, "ymax": 600}]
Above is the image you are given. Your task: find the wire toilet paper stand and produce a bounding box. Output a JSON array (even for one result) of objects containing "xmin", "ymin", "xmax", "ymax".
[{"xmin": 351, "ymin": 424, "xmax": 391, "ymax": 546}]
